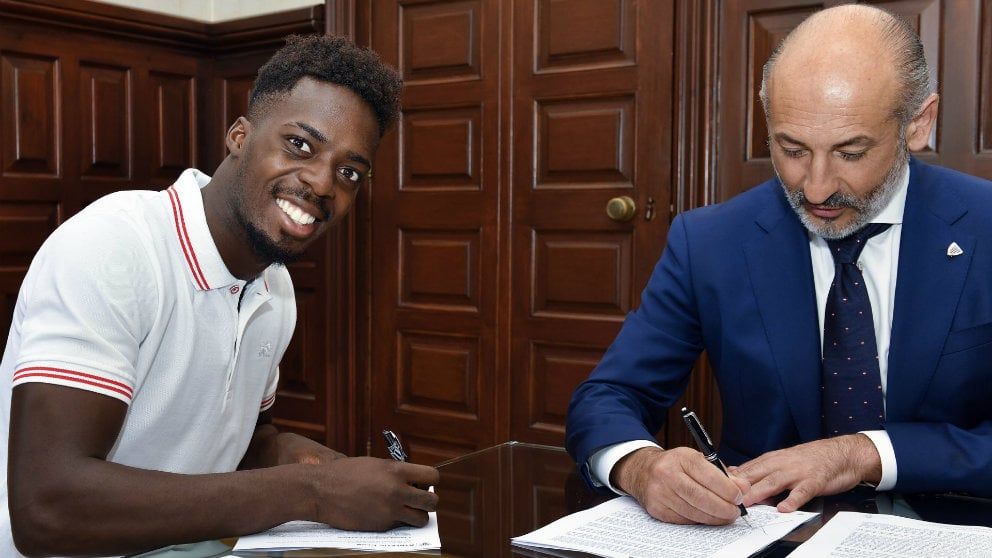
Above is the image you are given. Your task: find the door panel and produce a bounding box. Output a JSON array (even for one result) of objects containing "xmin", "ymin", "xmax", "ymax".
[
  {"xmin": 365, "ymin": 0, "xmax": 675, "ymax": 460},
  {"xmin": 367, "ymin": 0, "xmax": 501, "ymax": 464},
  {"xmin": 509, "ymin": 0, "xmax": 674, "ymax": 444}
]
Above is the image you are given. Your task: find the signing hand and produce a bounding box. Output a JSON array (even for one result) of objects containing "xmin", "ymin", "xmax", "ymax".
[
  {"xmin": 732, "ymin": 434, "xmax": 882, "ymax": 512},
  {"xmin": 613, "ymin": 446, "xmax": 749, "ymax": 525},
  {"xmin": 310, "ymin": 456, "xmax": 440, "ymax": 531}
]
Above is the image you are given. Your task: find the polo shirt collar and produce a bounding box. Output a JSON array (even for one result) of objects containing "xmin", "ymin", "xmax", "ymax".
[{"xmin": 166, "ymin": 168, "xmax": 242, "ymax": 292}]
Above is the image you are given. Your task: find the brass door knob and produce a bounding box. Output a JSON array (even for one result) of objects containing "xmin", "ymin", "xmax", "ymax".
[{"xmin": 606, "ymin": 196, "xmax": 637, "ymax": 222}]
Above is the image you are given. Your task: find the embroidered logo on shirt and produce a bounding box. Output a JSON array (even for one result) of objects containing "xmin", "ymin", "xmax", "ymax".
[{"xmin": 257, "ymin": 342, "xmax": 273, "ymax": 359}]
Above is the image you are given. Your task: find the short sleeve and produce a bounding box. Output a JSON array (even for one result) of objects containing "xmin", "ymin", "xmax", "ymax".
[
  {"xmin": 12, "ymin": 207, "xmax": 159, "ymax": 404},
  {"xmin": 259, "ymin": 367, "xmax": 279, "ymax": 412}
]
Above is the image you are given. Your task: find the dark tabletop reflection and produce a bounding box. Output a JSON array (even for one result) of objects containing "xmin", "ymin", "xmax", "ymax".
[{"xmin": 225, "ymin": 442, "xmax": 992, "ymax": 558}]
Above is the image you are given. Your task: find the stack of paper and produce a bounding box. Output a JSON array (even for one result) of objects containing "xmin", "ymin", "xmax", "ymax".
[
  {"xmin": 788, "ymin": 511, "xmax": 992, "ymax": 557},
  {"xmin": 511, "ymin": 496, "xmax": 818, "ymax": 558},
  {"xmin": 232, "ymin": 513, "xmax": 440, "ymax": 554}
]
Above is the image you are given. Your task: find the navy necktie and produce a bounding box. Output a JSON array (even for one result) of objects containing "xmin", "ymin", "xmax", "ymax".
[{"xmin": 821, "ymin": 223, "xmax": 891, "ymax": 437}]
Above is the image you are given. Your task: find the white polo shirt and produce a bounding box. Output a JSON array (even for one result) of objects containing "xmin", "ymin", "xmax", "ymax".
[{"xmin": 0, "ymin": 169, "xmax": 294, "ymax": 557}]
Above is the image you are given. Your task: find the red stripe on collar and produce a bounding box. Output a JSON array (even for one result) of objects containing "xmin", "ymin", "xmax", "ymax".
[{"xmin": 167, "ymin": 185, "xmax": 210, "ymax": 290}]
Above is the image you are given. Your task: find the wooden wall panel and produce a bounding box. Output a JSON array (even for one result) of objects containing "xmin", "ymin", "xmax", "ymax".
[
  {"xmin": 1, "ymin": 53, "xmax": 60, "ymax": 182},
  {"xmin": 401, "ymin": 0, "xmax": 481, "ymax": 82},
  {"xmin": 368, "ymin": 0, "xmax": 501, "ymax": 463},
  {"xmin": 400, "ymin": 230, "xmax": 479, "ymax": 309},
  {"xmin": 525, "ymin": 343, "xmax": 603, "ymax": 436},
  {"xmin": 398, "ymin": 330, "xmax": 480, "ymax": 417},
  {"xmin": 147, "ymin": 71, "xmax": 196, "ymax": 186},
  {"xmin": 535, "ymin": 0, "xmax": 636, "ymax": 71},
  {"xmin": 403, "ymin": 107, "xmax": 481, "ymax": 189},
  {"xmin": 532, "ymin": 232, "xmax": 631, "ymax": 316},
  {"xmin": 536, "ymin": 96, "xmax": 634, "ymax": 187},
  {"xmin": 79, "ymin": 63, "xmax": 131, "ymax": 181}
]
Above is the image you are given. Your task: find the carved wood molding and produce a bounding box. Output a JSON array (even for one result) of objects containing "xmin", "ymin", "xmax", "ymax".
[
  {"xmin": 208, "ymin": 6, "xmax": 325, "ymax": 53},
  {"xmin": 0, "ymin": 0, "xmax": 324, "ymax": 53},
  {"xmin": 672, "ymin": 0, "xmax": 719, "ymax": 216}
]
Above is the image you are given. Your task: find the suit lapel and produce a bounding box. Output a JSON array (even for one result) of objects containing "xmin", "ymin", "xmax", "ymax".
[
  {"xmin": 743, "ymin": 193, "xmax": 823, "ymax": 442},
  {"xmin": 887, "ymin": 160, "xmax": 974, "ymax": 421}
]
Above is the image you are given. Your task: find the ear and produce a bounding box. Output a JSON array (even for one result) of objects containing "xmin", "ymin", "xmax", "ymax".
[
  {"xmin": 905, "ymin": 93, "xmax": 939, "ymax": 152},
  {"xmin": 226, "ymin": 117, "xmax": 251, "ymax": 156}
]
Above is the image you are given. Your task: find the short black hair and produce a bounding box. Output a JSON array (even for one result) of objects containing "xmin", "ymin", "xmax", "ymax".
[{"xmin": 248, "ymin": 34, "xmax": 403, "ymax": 136}]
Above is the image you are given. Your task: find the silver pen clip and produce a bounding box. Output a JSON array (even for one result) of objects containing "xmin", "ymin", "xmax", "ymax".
[{"xmin": 382, "ymin": 429, "xmax": 408, "ymax": 462}]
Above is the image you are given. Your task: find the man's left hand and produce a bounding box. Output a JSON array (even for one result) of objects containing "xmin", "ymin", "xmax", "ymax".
[{"xmin": 732, "ymin": 434, "xmax": 882, "ymax": 512}]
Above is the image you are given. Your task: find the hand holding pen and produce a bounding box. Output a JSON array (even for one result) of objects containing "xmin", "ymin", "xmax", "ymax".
[
  {"xmin": 383, "ymin": 429, "xmax": 439, "ymax": 494},
  {"xmin": 681, "ymin": 407, "xmax": 756, "ymax": 528}
]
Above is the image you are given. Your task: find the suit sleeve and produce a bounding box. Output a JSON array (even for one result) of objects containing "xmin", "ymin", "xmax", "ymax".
[
  {"xmin": 565, "ymin": 214, "xmax": 705, "ymax": 488},
  {"xmin": 888, "ymin": 409, "xmax": 992, "ymax": 496}
]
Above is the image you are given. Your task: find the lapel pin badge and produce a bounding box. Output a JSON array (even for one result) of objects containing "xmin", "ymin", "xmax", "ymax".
[{"xmin": 947, "ymin": 242, "xmax": 964, "ymax": 257}]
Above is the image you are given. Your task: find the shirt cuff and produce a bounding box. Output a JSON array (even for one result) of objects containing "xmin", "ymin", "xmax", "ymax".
[
  {"xmin": 859, "ymin": 430, "xmax": 897, "ymax": 491},
  {"xmin": 588, "ymin": 439, "xmax": 662, "ymax": 495}
]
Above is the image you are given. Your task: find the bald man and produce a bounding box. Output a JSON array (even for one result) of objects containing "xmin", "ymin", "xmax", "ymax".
[{"xmin": 566, "ymin": 4, "xmax": 992, "ymax": 526}]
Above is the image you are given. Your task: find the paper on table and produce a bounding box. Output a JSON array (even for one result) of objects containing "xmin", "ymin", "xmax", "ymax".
[
  {"xmin": 511, "ymin": 496, "xmax": 818, "ymax": 558},
  {"xmin": 232, "ymin": 512, "xmax": 440, "ymax": 553},
  {"xmin": 788, "ymin": 511, "xmax": 992, "ymax": 557}
]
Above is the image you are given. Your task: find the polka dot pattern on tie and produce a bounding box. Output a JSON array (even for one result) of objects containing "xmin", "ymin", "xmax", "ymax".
[{"xmin": 821, "ymin": 223, "xmax": 890, "ymax": 437}]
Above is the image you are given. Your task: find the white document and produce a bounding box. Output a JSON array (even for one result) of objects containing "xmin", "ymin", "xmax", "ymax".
[
  {"xmin": 232, "ymin": 512, "xmax": 440, "ymax": 553},
  {"xmin": 788, "ymin": 511, "xmax": 992, "ymax": 557},
  {"xmin": 511, "ymin": 495, "xmax": 818, "ymax": 558}
]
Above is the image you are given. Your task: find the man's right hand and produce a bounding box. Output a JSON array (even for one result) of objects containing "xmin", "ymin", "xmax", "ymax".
[
  {"xmin": 308, "ymin": 456, "xmax": 440, "ymax": 531},
  {"xmin": 612, "ymin": 446, "xmax": 749, "ymax": 525}
]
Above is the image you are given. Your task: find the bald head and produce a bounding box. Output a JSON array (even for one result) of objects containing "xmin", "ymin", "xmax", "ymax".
[{"xmin": 759, "ymin": 4, "xmax": 931, "ymax": 126}]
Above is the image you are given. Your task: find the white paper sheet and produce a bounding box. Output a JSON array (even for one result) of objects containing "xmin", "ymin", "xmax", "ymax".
[
  {"xmin": 232, "ymin": 513, "xmax": 440, "ymax": 553},
  {"xmin": 788, "ymin": 511, "xmax": 992, "ymax": 557},
  {"xmin": 511, "ymin": 495, "xmax": 818, "ymax": 558}
]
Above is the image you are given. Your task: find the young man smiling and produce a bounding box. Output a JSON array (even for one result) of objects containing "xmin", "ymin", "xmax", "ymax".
[{"xmin": 0, "ymin": 34, "xmax": 439, "ymax": 558}]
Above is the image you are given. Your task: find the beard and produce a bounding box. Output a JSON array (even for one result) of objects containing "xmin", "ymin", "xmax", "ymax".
[
  {"xmin": 779, "ymin": 137, "xmax": 908, "ymax": 240},
  {"xmin": 243, "ymin": 221, "xmax": 302, "ymax": 267},
  {"xmin": 232, "ymin": 161, "xmax": 306, "ymax": 268}
]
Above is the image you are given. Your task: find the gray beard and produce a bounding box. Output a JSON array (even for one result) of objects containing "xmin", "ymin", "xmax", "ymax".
[{"xmin": 779, "ymin": 147, "xmax": 908, "ymax": 240}]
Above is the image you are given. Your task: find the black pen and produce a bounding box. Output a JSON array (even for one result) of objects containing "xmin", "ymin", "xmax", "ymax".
[
  {"xmin": 681, "ymin": 407, "xmax": 750, "ymax": 521},
  {"xmin": 382, "ymin": 429, "xmax": 408, "ymax": 462}
]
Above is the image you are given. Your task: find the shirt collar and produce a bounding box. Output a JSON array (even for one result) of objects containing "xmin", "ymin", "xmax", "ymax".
[
  {"xmin": 872, "ymin": 161, "xmax": 909, "ymax": 226},
  {"xmin": 166, "ymin": 168, "xmax": 241, "ymax": 291}
]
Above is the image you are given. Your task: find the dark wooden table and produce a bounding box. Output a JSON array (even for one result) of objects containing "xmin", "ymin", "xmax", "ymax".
[{"xmin": 216, "ymin": 441, "xmax": 992, "ymax": 557}]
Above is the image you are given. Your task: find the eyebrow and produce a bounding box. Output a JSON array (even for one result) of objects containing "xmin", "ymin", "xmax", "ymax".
[
  {"xmin": 294, "ymin": 121, "xmax": 328, "ymax": 143},
  {"xmin": 346, "ymin": 152, "xmax": 372, "ymax": 168},
  {"xmin": 292, "ymin": 121, "xmax": 372, "ymax": 168},
  {"xmin": 773, "ymin": 132, "xmax": 876, "ymax": 150}
]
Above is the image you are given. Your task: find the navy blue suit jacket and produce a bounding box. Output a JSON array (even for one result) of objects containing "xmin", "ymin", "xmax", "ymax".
[{"xmin": 566, "ymin": 158, "xmax": 992, "ymax": 496}]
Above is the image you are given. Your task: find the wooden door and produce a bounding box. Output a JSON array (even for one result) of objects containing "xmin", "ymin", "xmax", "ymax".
[
  {"xmin": 365, "ymin": 0, "xmax": 503, "ymax": 463},
  {"xmin": 363, "ymin": 0, "xmax": 676, "ymax": 463},
  {"xmin": 507, "ymin": 0, "xmax": 674, "ymax": 445}
]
